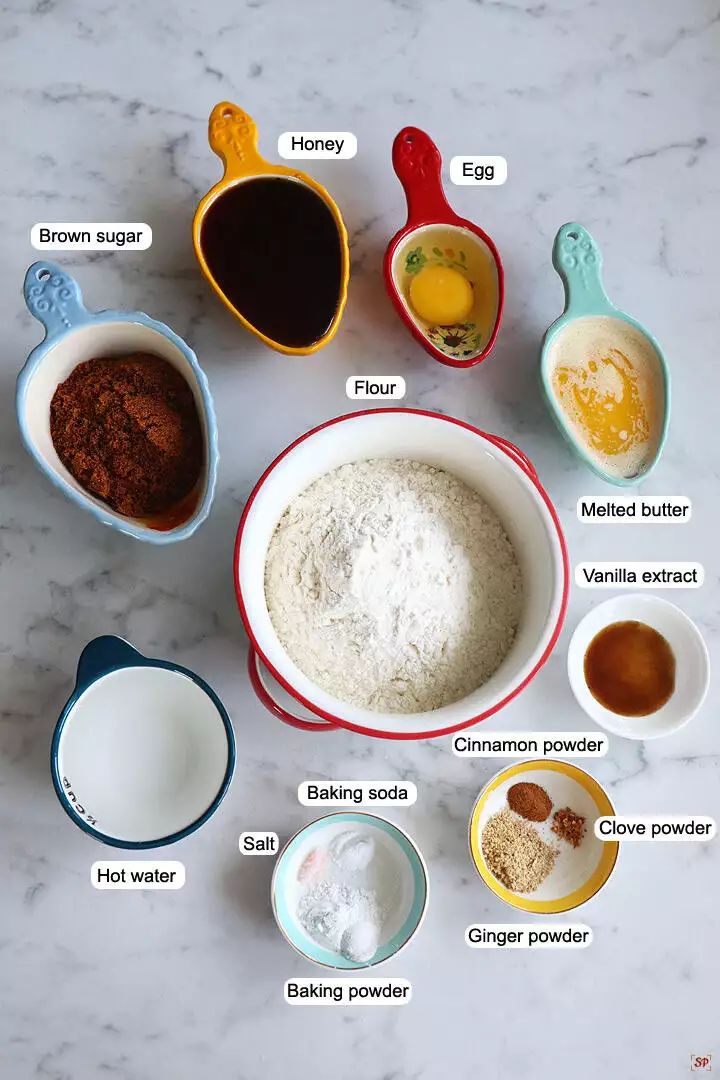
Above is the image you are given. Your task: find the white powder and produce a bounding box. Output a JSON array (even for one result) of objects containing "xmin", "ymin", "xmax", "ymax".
[
  {"xmin": 295, "ymin": 831, "xmax": 397, "ymax": 963},
  {"xmin": 265, "ymin": 458, "xmax": 522, "ymax": 713},
  {"xmin": 298, "ymin": 881, "xmax": 382, "ymax": 960},
  {"xmin": 330, "ymin": 830, "xmax": 375, "ymax": 872}
]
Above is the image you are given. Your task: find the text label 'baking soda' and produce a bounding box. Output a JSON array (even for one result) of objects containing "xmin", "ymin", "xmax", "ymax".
[
  {"xmin": 577, "ymin": 496, "xmax": 691, "ymax": 523},
  {"xmin": 239, "ymin": 831, "xmax": 279, "ymax": 854},
  {"xmin": 298, "ymin": 781, "xmax": 417, "ymax": 807},
  {"xmin": 576, "ymin": 562, "xmax": 703, "ymax": 588},
  {"xmin": 466, "ymin": 924, "xmax": 592, "ymax": 949},
  {"xmin": 595, "ymin": 816, "xmax": 716, "ymax": 842},
  {"xmin": 278, "ymin": 132, "xmax": 357, "ymax": 159},
  {"xmin": 285, "ymin": 978, "xmax": 411, "ymax": 1004},
  {"xmin": 91, "ymin": 861, "xmax": 185, "ymax": 889},
  {"xmin": 346, "ymin": 376, "xmax": 406, "ymax": 400},
  {"xmin": 449, "ymin": 156, "xmax": 508, "ymax": 185},
  {"xmin": 31, "ymin": 223, "xmax": 152, "ymax": 251},
  {"xmin": 453, "ymin": 732, "xmax": 608, "ymax": 758}
]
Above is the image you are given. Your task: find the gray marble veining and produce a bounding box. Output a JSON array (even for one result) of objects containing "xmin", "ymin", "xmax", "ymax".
[{"xmin": 1, "ymin": 0, "xmax": 718, "ymax": 1076}]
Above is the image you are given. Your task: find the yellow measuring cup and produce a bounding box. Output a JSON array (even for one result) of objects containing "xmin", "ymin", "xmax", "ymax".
[{"xmin": 192, "ymin": 103, "xmax": 350, "ymax": 356}]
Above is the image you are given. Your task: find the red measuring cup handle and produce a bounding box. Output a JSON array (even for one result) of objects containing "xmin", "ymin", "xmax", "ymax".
[
  {"xmin": 247, "ymin": 647, "xmax": 340, "ymax": 733},
  {"xmin": 392, "ymin": 127, "xmax": 455, "ymax": 226},
  {"xmin": 485, "ymin": 434, "xmax": 539, "ymax": 481}
]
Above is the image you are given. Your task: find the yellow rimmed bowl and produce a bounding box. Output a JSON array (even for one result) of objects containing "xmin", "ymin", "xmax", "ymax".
[{"xmin": 469, "ymin": 759, "xmax": 618, "ymax": 914}]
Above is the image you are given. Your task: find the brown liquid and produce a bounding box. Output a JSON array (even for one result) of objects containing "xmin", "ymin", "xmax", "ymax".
[
  {"xmin": 584, "ymin": 620, "xmax": 675, "ymax": 717},
  {"xmin": 200, "ymin": 178, "xmax": 342, "ymax": 348},
  {"xmin": 140, "ymin": 481, "xmax": 203, "ymax": 531}
]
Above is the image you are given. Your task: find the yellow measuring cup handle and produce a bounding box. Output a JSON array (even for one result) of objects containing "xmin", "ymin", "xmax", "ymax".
[{"xmin": 208, "ymin": 102, "xmax": 272, "ymax": 181}]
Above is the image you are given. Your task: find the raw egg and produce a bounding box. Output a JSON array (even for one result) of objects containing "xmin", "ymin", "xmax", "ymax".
[{"xmin": 409, "ymin": 265, "xmax": 473, "ymax": 325}]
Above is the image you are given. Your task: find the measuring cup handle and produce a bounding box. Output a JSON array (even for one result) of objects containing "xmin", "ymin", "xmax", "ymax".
[
  {"xmin": 24, "ymin": 262, "xmax": 90, "ymax": 340},
  {"xmin": 247, "ymin": 648, "xmax": 339, "ymax": 733},
  {"xmin": 208, "ymin": 102, "xmax": 271, "ymax": 182},
  {"xmin": 392, "ymin": 127, "xmax": 454, "ymax": 225},
  {"xmin": 75, "ymin": 636, "xmax": 147, "ymax": 692},
  {"xmin": 552, "ymin": 223, "xmax": 612, "ymax": 316}
]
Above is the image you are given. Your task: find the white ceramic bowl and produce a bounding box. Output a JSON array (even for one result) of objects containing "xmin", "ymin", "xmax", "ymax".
[
  {"xmin": 568, "ymin": 594, "xmax": 710, "ymax": 739},
  {"xmin": 235, "ymin": 409, "xmax": 569, "ymax": 739},
  {"xmin": 271, "ymin": 812, "xmax": 428, "ymax": 969},
  {"xmin": 469, "ymin": 760, "xmax": 619, "ymax": 914}
]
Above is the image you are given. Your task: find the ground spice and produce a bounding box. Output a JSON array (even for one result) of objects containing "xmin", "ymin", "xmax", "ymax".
[
  {"xmin": 551, "ymin": 807, "xmax": 586, "ymax": 848},
  {"xmin": 481, "ymin": 809, "xmax": 558, "ymax": 893},
  {"xmin": 50, "ymin": 353, "xmax": 203, "ymax": 518},
  {"xmin": 507, "ymin": 781, "xmax": 552, "ymax": 822}
]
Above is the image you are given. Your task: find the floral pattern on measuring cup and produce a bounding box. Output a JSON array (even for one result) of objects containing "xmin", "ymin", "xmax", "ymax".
[
  {"xmin": 404, "ymin": 244, "xmax": 469, "ymax": 276},
  {"xmin": 426, "ymin": 322, "xmax": 484, "ymax": 359}
]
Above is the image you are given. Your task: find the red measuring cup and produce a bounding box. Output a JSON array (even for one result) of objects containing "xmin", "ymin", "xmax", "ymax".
[{"xmin": 383, "ymin": 127, "xmax": 504, "ymax": 368}]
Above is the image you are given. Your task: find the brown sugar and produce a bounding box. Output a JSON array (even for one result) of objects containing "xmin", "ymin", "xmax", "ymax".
[
  {"xmin": 507, "ymin": 781, "xmax": 552, "ymax": 822},
  {"xmin": 551, "ymin": 807, "xmax": 586, "ymax": 848},
  {"xmin": 50, "ymin": 353, "xmax": 203, "ymax": 518}
]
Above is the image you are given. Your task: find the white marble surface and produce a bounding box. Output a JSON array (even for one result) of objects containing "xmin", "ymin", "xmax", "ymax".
[{"xmin": 1, "ymin": 1, "xmax": 719, "ymax": 1077}]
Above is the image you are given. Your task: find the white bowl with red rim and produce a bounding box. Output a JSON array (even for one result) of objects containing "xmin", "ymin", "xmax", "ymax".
[{"xmin": 234, "ymin": 409, "xmax": 569, "ymax": 740}]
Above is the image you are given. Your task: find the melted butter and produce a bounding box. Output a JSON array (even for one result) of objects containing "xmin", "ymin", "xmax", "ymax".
[
  {"xmin": 548, "ymin": 316, "xmax": 663, "ymax": 478},
  {"xmin": 553, "ymin": 348, "xmax": 651, "ymax": 457}
]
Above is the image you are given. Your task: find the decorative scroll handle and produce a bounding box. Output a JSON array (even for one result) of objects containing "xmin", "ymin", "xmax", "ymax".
[
  {"xmin": 208, "ymin": 101, "xmax": 271, "ymax": 182},
  {"xmin": 392, "ymin": 126, "xmax": 455, "ymax": 227},
  {"xmin": 24, "ymin": 261, "xmax": 90, "ymax": 340},
  {"xmin": 552, "ymin": 223, "xmax": 614, "ymax": 317}
]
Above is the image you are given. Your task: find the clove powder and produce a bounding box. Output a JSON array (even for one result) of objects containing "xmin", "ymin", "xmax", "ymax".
[{"xmin": 552, "ymin": 807, "xmax": 586, "ymax": 848}]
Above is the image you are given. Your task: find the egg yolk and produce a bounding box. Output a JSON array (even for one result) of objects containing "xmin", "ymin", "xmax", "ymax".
[{"xmin": 408, "ymin": 265, "xmax": 474, "ymax": 325}]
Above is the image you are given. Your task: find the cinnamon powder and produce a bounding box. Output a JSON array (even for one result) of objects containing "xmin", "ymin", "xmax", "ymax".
[
  {"xmin": 50, "ymin": 353, "xmax": 203, "ymax": 518},
  {"xmin": 507, "ymin": 781, "xmax": 552, "ymax": 822}
]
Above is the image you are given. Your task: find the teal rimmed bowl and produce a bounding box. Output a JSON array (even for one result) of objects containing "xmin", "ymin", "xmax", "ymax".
[
  {"xmin": 272, "ymin": 812, "xmax": 428, "ymax": 970},
  {"xmin": 540, "ymin": 223, "xmax": 670, "ymax": 487}
]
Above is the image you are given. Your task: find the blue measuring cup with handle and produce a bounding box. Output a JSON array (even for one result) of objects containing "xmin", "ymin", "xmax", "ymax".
[{"xmin": 540, "ymin": 223, "xmax": 670, "ymax": 486}]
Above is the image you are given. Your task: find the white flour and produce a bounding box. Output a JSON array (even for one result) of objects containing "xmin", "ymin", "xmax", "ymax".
[{"xmin": 265, "ymin": 458, "xmax": 522, "ymax": 713}]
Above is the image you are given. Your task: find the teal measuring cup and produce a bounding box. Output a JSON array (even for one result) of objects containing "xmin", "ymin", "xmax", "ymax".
[{"xmin": 540, "ymin": 223, "xmax": 670, "ymax": 486}]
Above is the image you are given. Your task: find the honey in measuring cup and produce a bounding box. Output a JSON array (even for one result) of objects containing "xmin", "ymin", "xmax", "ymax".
[
  {"xmin": 193, "ymin": 103, "xmax": 349, "ymax": 356},
  {"xmin": 200, "ymin": 179, "xmax": 342, "ymax": 349}
]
